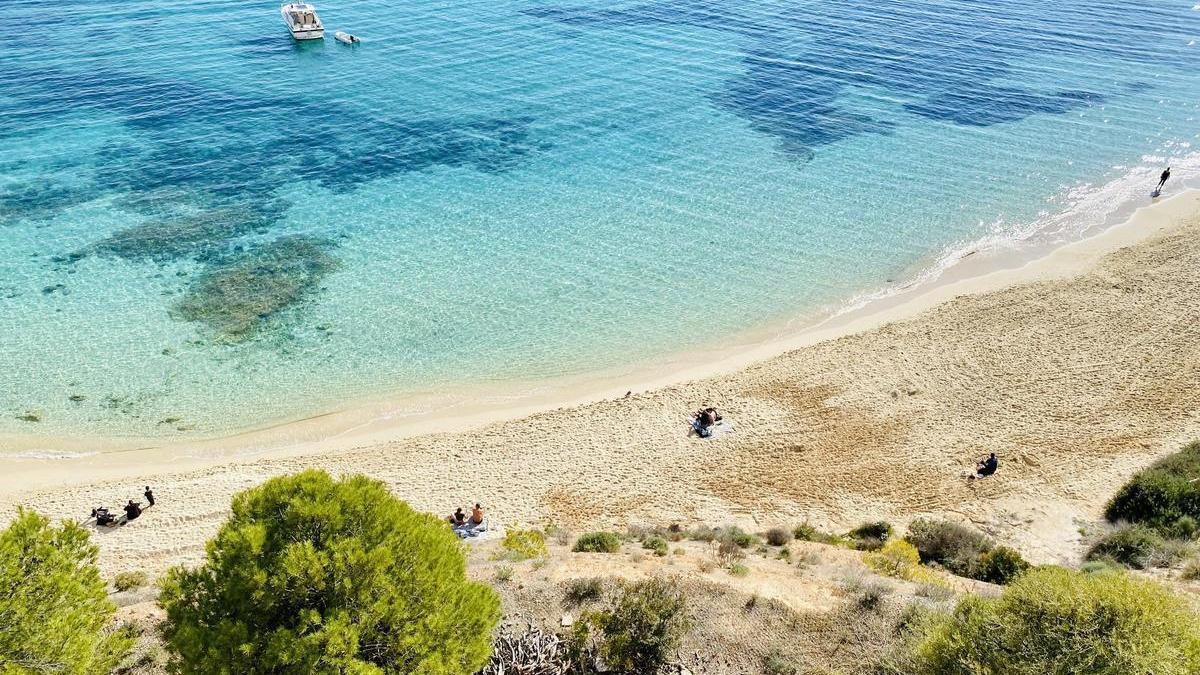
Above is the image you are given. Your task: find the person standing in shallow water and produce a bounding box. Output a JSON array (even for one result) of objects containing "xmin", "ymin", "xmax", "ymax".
[{"xmin": 1157, "ymin": 167, "xmax": 1171, "ymax": 192}]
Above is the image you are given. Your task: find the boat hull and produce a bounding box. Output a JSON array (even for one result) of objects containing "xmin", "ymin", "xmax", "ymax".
[{"xmin": 290, "ymin": 28, "xmax": 324, "ymax": 40}]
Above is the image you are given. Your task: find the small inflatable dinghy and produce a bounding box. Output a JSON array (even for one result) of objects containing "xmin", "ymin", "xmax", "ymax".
[{"xmin": 334, "ymin": 31, "xmax": 360, "ymax": 44}]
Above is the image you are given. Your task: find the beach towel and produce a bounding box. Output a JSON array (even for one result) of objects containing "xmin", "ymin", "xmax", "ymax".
[{"xmin": 692, "ymin": 419, "xmax": 735, "ymax": 438}]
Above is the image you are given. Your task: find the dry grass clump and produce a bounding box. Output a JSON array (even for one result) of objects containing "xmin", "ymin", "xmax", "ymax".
[
  {"xmin": 113, "ymin": 571, "xmax": 148, "ymax": 592},
  {"xmin": 764, "ymin": 527, "xmax": 793, "ymax": 547},
  {"xmin": 562, "ymin": 577, "xmax": 605, "ymax": 607}
]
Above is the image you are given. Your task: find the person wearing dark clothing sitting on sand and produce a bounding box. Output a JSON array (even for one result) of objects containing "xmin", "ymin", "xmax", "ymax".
[
  {"xmin": 124, "ymin": 500, "xmax": 142, "ymax": 521},
  {"xmin": 92, "ymin": 507, "xmax": 116, "ymax": 527},
  {"xmin": 144, "ymin": 486, "xmax": 155, "ymax": 507},
  {"xmin": 971, "ymin": 453, "xmax": 999, "ymax": 480},
  {"xmin": 692, "ymin": 407, "xmax": 723, "ymax": 437},
  {"xmin": 449, "ymin": 507, "xmax": 467, "ymax": 527}
]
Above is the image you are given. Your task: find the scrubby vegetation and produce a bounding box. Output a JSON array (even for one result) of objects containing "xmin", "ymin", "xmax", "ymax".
[
  {"xmin": 904, "ymin": 518, "xmax": 1029, "ymax": 584},
  {"xmin": 563, "ymin": 577, "xmax": 606, "ymax": 606},
  {"xmin": 890, "ymin": 567, "xmax": 1200, "ymax": 674},
  {"xmin": 865, "ymin": 540, "xmax": 921, "ymax": 579},
  {"xmin": 764, "ymin": 527, "xmax": 792, "ymax": 547},
  {"xmin": 977, "ymin": 546, "xmax": 1031, "ymax": 585},
  {"xmin": 641, "ymin": 536, "xmax": 669, "ymax": 557},
  {"xmin": 0, "ymin": 509, "xmax": 133, "ymax": 673},
  {"xmin": 158, "ymin": 470, "xmax": 499, "ymax": 673},
  {"xmin": 499, "ymin": 528, "xmax": 549, "ymax": 561},
  {"xmin": 847, "ymin": 521, "xmax": 893, "ymax": 551},
  {"xmin": 113, "ymin": 570, "xmax": 148, "ymax": 592},
  {"xmin": 1086, "ymin": 523, "xmax": 1188, "ymax": 570},
  {"xmin": 1105, "ymin": 441, "xmax": 1200, "ymax": 534},
  {"xmin": 842, "ymin": 575, "xmax": 892, "ymax": 613},
  {"xmin": 569, "ymin": 577, "xmax": 690, "ymax": 673},
  {"xmin": 763, "ymin": 646, "xmax": 800, "ymax": 675},
  {"xmin": 573, "ymin": 531, "xmax": 623, "ymax": 553},
  {"xmin": 793, "ymin": 522, "xmax": 844, "ymax": 545}
]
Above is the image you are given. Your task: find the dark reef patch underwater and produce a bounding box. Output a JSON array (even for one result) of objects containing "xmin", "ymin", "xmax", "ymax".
[
  {"xmin": 523, "ymin": 0, "xmax": 1194, "ymax": 161},
  {"xmin": 173, "ymin": 236, "xmax": 340, "ymax": 342},
  {"xmin": 0, "ymin": 57, "xmax": 546, "ymax": 344}
]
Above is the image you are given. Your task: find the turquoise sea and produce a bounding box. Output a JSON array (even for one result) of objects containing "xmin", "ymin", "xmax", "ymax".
[{"xmin": 2, "ymin": 0, "xmax": 1198, "ymax": 440}]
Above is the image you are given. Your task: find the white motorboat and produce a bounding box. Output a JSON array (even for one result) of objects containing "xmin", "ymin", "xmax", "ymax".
[
  {"xmin": 281, "ymin": 3, "xmax": 324, "ymax": 40},
  {"xmin": 334, "ymin": 31, "xmax": 360, "ymax": 45}
]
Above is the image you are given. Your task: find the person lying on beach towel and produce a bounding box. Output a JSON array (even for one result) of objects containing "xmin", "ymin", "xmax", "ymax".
[{"xmin": 968, "ymin": 453, "xmax": 999, "ymax": 480}]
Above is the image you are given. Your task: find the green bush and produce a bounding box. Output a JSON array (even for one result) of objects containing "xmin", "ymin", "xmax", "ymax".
[
  {"xmin": 159, "ymin": 470, "xmax": 500, "ymax": 674},
  {"xmin": 1105, "ymin": 441, "xmax": 1200, "ymax": 533},
  {"xmin": 642, "ymin": 536, "xmax": 669, "ymax": 557},
  {"xmin": 721, "ymin": 526, "xmax": 757, "ymax": 549},
  {"xmin": 728, "ymin": 563, "xmax": 750, "ymax": 577},
  {"xmin": 571, "ymin": 578, "xmax": 690, "ymax": 674},
  {"xmin": 1086, "ymin": 524, "xmax": 1176, "ymax": 570},
  {"xmin": 573, "ymin": 531, "xmax": 623, "ymax": 553},
  {"xmin": 113, "ymin": 570, "xmax": 148, "ymax": 592},
  {"xmin": 977, "ymin": 546, "xmax": 1031, "ymax": 585},
  {"xmin": 793, "ymin": 522, "xmax": 819, "ymax": 541},
  {"xmin": 894, "ymin": 567, "xmax": 1200, "ymax": 674},
  {"xmin": 764, "ymin": 527, "xmax": 793, "ymax": 546},
  {"xmin": 848, "ymin": 521, "xmax": 893, "ymax": 551},
  {"xmin": 905, "ymin": 519, "xmax": 992, "ymax": 578},
  {"xmin": 1172, "ymin": 515, "xmax": 1199, "ymax": 539},
  {"xmin": 792, "ymin": 522, "xmax": 844, "ymax": 546},
  {"xmin": 498, "ymin": 528, "xmax": 548, "ymax": 561},
  {"xmin": 0, "ymin": 509, "xmax": 133, "ymax": 673}
]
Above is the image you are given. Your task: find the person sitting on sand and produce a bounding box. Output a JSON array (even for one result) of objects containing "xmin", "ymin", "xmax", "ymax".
[
  {"xmin": 471, "ymin": 503, "xmax": 485, "ymax": 526},
  {"xmin": 449, "ymin": 507, "xmax": 467, "ymax": 527},
  {"xmin": 692, "ymin": 407, "xmax": 722, "ymax": 437},
  {"xmin": 124, "ymin": 500, "xmax": 142, "ymax": 521},
  {"xmin": 971, "ymin": 453, "xmax": 999, "ymax": 480}
]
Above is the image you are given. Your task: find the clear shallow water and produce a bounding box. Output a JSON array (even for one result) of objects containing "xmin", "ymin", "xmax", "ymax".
[{"xmin": 1, "ymin": 0, "xmax": 1198, "ymax": 439}]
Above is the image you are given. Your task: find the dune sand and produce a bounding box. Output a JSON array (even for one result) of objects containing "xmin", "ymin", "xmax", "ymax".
[{"xmin": 5, "ymin": 191, "xmax": 1200, "ymax": 575}]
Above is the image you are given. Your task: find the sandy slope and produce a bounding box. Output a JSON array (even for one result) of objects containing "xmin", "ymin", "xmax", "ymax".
[{"xmin": 6, "ymin": 192, "xmax": 1200, "ymax": 576}]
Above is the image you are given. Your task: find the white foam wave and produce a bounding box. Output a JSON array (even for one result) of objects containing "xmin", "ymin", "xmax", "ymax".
[
  {"xmin": 5, "ymin": 449, "xmax": 100, "ymax": 460},
  {"xmin": 829, "ymin": 149, "xmax": 1200, "ymax": 320}
]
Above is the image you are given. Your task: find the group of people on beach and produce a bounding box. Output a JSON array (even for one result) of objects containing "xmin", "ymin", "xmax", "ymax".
[
  {"xmin": 91, "ymin": 486, "xmax": 155, "ymax": 527},
  {"xmin": 448, "ymin": 503, "xmax": 487, "ymax": 538}
]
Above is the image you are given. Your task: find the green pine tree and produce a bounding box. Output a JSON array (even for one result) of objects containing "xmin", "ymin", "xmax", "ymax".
[
  {"xmin": 0, "ymin": 509, "xmax": 132, "ymax": 673},
  {"xmin": 159, "ymin": 470, "xmax": 500, "ymax": 674}
]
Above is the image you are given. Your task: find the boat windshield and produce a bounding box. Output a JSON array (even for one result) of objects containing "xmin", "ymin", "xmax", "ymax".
[{"xmin": 288, "ymin": 10, "xmax": 319, "ymax": 26}]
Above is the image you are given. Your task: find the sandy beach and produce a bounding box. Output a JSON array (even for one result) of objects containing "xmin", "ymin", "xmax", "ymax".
[{"xmin": 4, "ymin": 189, "xmax": 1200, "ymax": 576}]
